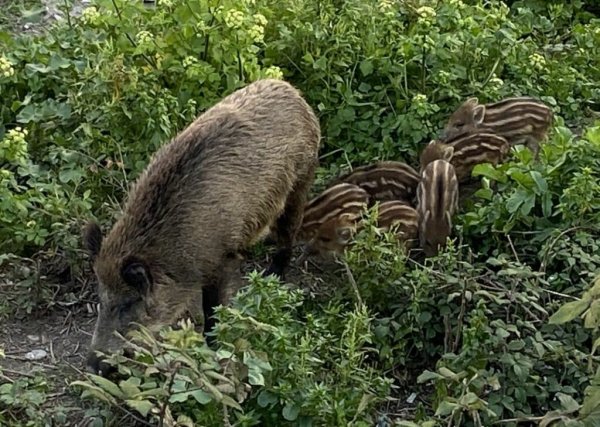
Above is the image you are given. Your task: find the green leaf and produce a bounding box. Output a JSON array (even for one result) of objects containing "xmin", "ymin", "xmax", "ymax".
[
  {"xmin": 49, "ymin": 55, "xmax": 71, "ymax": 70},
  {"xmin": 542, "ymin": 192, "xmax": 553, "ymax": 217},
  {"xmin": 119, "ymin": 379, "xmax": 141, "ymax": 397},
  {"xmin": 125, "ymin": 399, "xmax": 154, "ymax": 418},
  {"xmin": 580, "ymin": 386, "xmax": 600, "ymax": 421},
  {"xmin": 283, "ymin": 402, "xmax": 300, "ymax": 421},
  {"xmin": 435, "ymin": 400, "xmax": 458, "ymax": 416},
  {"xmin": 88, "ymin": 374, "xmax": 125, "ymax": 398},
  {"xmin": 417, "ymin": 370, "xmax": 443, "ymax": 383},
  {"xmin": 16, "ymin": 104, "xmax": 38, "ymax": 123},
  {"xmin": 530, "ymin": 171, "xmax": 548, "ymax": 194},
  {"xmin": 584, "ymin": 300, "xmax": 600, "ymax": 329},
  {"xmin": 507, "ymin": 340, "xmax": 525, "ymax": 351},
  {"xmin": 190, "ymin": 389, "xmax": 213, "ymax": 405},
  {"xmin": 257, "ymin": 390, "xmax": 278, "ymax": 408},
  {"xmin": 472, "ymin": 163, "xmax": 506, "ymax": 183},
  {"xmin": 506, "ymin": 191, "xmax": 525, "ymax": 214},
  {"xmin": 438, "ymin": 367, "xmax": 459, "ymax": 379},
  {"xmin": 355, "ymin": 393, "xmax": 375, "ymax": 416},
  {"xmin": 592, "ymin": 337, "xmax": 600, "ymax": 356},
  {"xmin": 70, "ymin": 381, "xmax": 117, "ymax": 405},
  {"xmin": 520, "ymin": 193, "xmax": 536, "ymax": 216},
  {"xmin": 220, "ymin": 395, "xmax": 242, "ymax": 411},
  {"xmin": 556, "ymin": 392, "xmax": 580, "ymax": 413},
  {"xmin": 248, "ymin": 369, "xmax": 265, "ymax": 386},
  {"xmin": 549, "ymin": 297, "xmax": 591, "ymax": 324},
  {"xmin": 359, "ymin": 60, "xmax": 374, "ymax": 77}
]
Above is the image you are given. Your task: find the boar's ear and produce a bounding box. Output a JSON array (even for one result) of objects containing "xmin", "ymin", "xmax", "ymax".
[
  {"xmin": 83, "ymin": 221, "xmax": 103, "ymax": 259},
  {"xmin": 472, "ymin": 105, "xmax": 486, "ymax": 124},
  {"xmin": 121, "ymin": 256, "xmax": 153, "ymax": 295},
  {"xmin": 441, "ymin": 145, "xmax": 455, "ymax": 162},
  {"xmin": 465, "ymin": 97, "xmax": 479, "ymax": 107}
]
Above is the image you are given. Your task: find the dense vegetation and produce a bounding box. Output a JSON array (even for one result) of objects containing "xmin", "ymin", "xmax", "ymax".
[{"xmin": 1, "ymin": 0, "xmax": 599, "ymax": 425}]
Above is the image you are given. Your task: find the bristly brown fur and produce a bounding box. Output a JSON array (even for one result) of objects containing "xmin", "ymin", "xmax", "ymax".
[
  {"xmin": 330, "ymin": 161, "xmax": 420, "ymax": 206},
  {"xmin": 421, "ymin": 133, "xmax": 510, "ymax": 183},
  {"xmin": 416, "ymin": 159, "xmax": 459, "ymax": 257},
  {"xmin": 440, "ymin": 96, "xmax": 553, "ymax": 158},
  {"xmin": 376, "ymin": 201, "xmax": 420, "ymax": 249},
  {"xmin": 298, "ymin": 183, "xmax": 369, "ymax": 257},
  {"xmin": 83, "ymin": 79, "xmax": 321, "ymax": 374}
]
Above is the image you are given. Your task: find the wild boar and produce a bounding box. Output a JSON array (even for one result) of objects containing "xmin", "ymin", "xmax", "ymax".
[
  {"xmin": 420, "ymin": 133, "xmax": 510, "ymax": 183},
  {"xmin": 83, "ymin": 79, "xmax": 320, "ymax": 375},
  {"xmin": 297, "ymin": 183, "xmax": 369, "ymax": 258},
  {"xmin": 416, "ymin": 159, "xmax": 459, "ymax": 257},
  {"xmin": 440, "ymin": 96, "xmax": 553, "ymax": 158},
  {"xmin": 376, "ymin": 201, "xmax": 420, "ymax": 249},
  {"xmin": 330, "ymin": 161, "xmax": 420, "ymax": 206}
]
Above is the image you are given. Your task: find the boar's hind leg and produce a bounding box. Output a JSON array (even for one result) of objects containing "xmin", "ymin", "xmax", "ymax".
[{"xmin": 265, "ymin": 170, "xmax": 315, "ymax": 279}]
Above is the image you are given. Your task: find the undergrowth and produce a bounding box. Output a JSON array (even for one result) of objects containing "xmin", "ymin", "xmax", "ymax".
[{"xmin": 1, "ymin": 0, "xmax": 600, "ymax": 426}]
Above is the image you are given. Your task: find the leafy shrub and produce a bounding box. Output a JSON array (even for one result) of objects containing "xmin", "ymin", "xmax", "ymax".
[
  {"xmin": 1, "ymin": 0, "xmax": 599, "ymax": 425},
  {"xmin": 73, "ymin": 274, "xmax": 392, "ymax": 426},
  {"xmin": 1, "ymin": 0, "xmax": 599, "ymax": 259}
]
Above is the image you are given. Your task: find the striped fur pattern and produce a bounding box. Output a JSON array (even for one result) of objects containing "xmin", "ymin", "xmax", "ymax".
[
  {"xmin": 417, "ymin": 159, "xmax": 459, "ymax": 257},
  {"xmin": 441, "ymin": 96, "xmax": 553, "ymax": 158},
  {"xmin": 421, "ymin": 133, "xmax": 511, "ymax": 183},
  {"xmin": 331, "ymin": 161, "xmax": 420, "ymax": 205},
  {"xmin": 376, "ymin": 201, "xmax": 420, "ymax": 249},
  {"xmin": 298, "ymin": 183, "xmax": 369, "ymax": 256}
]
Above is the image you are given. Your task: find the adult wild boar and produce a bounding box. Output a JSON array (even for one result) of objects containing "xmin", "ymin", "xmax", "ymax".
[{"xmin": 83, "ymin": 79, "xmax": 321, "ymax": 374}]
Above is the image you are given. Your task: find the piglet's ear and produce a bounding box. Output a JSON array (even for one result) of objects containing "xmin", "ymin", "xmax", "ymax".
[
  {"xmin": 121, "ymin": 256, "xmax": 153, "ymax": 295},
  {"xmin": 83, "ymin": 221, "xmax": 103, "ymax": 260},
  {"xmin": 442, "ymin": 145, "xmax": 455, "ymax": 162},
  {"xmin": 465, "ymin": 97, "xmax": 479, "ymax": 106},
  {"xmin": 472, "ymin": 105, "xmax": 486, "ymax": 124}
]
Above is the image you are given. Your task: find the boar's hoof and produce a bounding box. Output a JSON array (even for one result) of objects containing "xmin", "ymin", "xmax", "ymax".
[
  {"xmin": 263, "ymin": 248, "xmax": 291, "ymax": 280},
  {"xmin": 86, "ymin": 351, "xmax": 116, "ymax": 377},
  {"xmin": 263, "ymin": 263, "xmax": 286, "ymax": 281}
]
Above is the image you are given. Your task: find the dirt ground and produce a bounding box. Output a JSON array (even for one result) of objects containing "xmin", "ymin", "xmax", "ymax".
[{"xmin": 0, "ymin": 250, "xmax": 344, "ymax": 426}]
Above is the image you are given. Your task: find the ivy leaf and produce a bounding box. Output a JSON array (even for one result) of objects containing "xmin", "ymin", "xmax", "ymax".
[{"xmin": 282, "ymin": 402, "xmax": 300, "ymax": 421}]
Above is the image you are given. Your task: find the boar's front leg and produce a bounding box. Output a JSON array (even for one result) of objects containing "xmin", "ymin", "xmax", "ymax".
[
  {"xmin": 265, "ymin": 169, "xmax": 315, "ymax": 280},
  {"xmin": 202, "ymin": 251, "xmax": 244, "ymax": 339}
]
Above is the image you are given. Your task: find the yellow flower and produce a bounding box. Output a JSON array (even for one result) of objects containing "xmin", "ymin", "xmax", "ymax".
[
  {"xmin": 264, "ymin": 66, "xmax": 283, "ymax": 80},
  {"xmin": 248, "ymin": 24, "xmax": 265, "ymax": 43},
  {"xmin": 529, "ymin": 53, "xmax": 546, "ymax": 70},
  {"xmin": 253, "ymin": 13, "xmax": 267, "ymax": 27},
  {"xmin": 489, "ymin": 75, "xmax": 504, "ymax": 89},
  {"xmin": 0, "ymin": 56, "xmax": 14, "ymax": 78},
  {"xmin": 136, "ymin": 30, "xmax": 154, "ymax": 45},
  {"xmin": 412, "ymin": 93, "xmax": 427, "ymax": 103},
  {"xmin": 81, "ymin": 7, "xmax": 100, "ymax": 25},
  {"xmin": 224, "ymin": 9, "xmax": 245, "ymax": 29},
  {"xmin": 378, "ymin": 0, "xmax": 394, "ymax": 13},
  {"xmin": 416, "ymin": 6, "xmax": 436, "ymax": 25}
]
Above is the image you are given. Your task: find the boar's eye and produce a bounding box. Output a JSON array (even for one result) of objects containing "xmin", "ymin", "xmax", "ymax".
[
  {"xmin": 454, "ymin": 122, "xmax": 465, "ymax": 128},
  {"xmin": 319, "ymin": 236, "xmax": 332, "ymax": 243},
  {"xmin": 121, "ymin": 256, "xmax": 153, "ymax": 294}
]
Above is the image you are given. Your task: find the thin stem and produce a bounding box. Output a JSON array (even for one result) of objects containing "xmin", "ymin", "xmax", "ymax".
[{"xmin": 63, "ymin": 0, "xmax": 72, "ymax": 29}]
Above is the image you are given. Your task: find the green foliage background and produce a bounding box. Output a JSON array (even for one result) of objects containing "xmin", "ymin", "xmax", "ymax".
[{"xmin": 1, "ymin": 0, "xmax": 600, "ymax": 426}]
